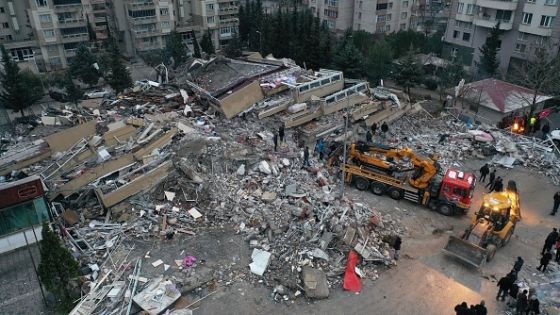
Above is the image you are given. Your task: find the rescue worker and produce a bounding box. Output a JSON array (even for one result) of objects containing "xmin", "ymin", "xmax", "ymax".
[
  {"xmin": 393, "ymin": 235, "xmax": 402, "ymax": 260},
  {"xmin": 474, "ymin": 300, "xmax": 487, "ymax": 315},
  {"xmin": 493, "ymin": 177, "xmax": 504, "ymax": 192},
  {"xmin": 273, "ymin": 133, "xmax": 278, "ymax": 152},
  {"xmin": 371, "ymin": 122, "xmax": 378, "ymax": 135},
  {"xmin": 278, "ymin": 125, "xmax": 285, "ymax": 143},
  {"xmin": 529, "ymin": 115, "xmax": 537, "ymax": 133},
  {"xmin": 513, "ymin": 256, "xmax": 524, "ymax": 273},
  {"xmin": 528, "ymin": 296, "xmax": 540, "ymax": 315},
  {"xmin": 485, "ymin": 170, "xmax": 496, "ymax": 190},
  {"xmin": 541, "ymin": 123, "xmax": 551, "ymax": 140},
  {"xmin": 455, "ymin": 302, "xmax": 469, "ymax": 315},
  {"xmin": 303, "ymin": 146, "xmax": 310, "ymax": 167},
  {"xmin": 496, "ymin": 274, "xmax": 512, "ymax": 301},
  {"xmin": 537, "ymin": 250, "xmax": 553, "ymax": 272},
  {"xmin": 550, "ymin": 191, "xmax": 560, "ymax": 215},
  {"xmin": 479, "ymin": 163, "xmax": 490, "ymax": 182},
  {"xmin": 516, "ymin": 290, "xmax": 528, "ymax": 315},
  {"xmin": 542, "ymin": 228, "xmax": 558, "ymax": 255},
  {"xmin": 366, "ymin": 130, "xmax": 373, "ymax": 143},
  {"xmin": 381, "ymin": 121, "xmax": 389, "ymax": 134}
]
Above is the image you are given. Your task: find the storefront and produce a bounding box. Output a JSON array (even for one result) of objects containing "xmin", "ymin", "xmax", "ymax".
[{"xmin": 0, "ymin": 176, "xmax": 50, "ymax": 254}]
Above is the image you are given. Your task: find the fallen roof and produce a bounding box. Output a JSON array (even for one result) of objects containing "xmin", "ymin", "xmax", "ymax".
[{"xmin": 461, "ymin": 78, "xmax": 553, "ymax": 113}]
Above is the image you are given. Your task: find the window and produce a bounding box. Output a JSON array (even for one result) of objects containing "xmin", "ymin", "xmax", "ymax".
[
  {"xmin": 535, "ymin": 35, "xmax": 547, "ymax": 46},
  {"xmin": 60, "ymin": 26, "xmax": 87, "ymax": 36},
  {"xmin": 2, "ymin": 22, "xmax": 8, "ymax": 29},
  {"xmin": 0, "ymin": 7, "xmax": 4, "ymax": 13},
  {"xmin": 128, "ymin": 9, "xmax": 156, "ymax": 18},
  {"xmin": 39, "ymin": 14, "xmax": 51, "ymax": 23},
  {"xmin": 358, "ymin": 12, "xmax": 361, "ymax": 19},
  {"xmin": 514, "ymin": 43, "xmax": 526, "ymax": 53},
  {"xmin": 0, "ymin": 198, "xmax": 49, "ymax": 237},
  {"xmin": 389, "ymin": 2, "xmax": 393, "ymax": 8},
  {"xmin": 387, "ymin": 13, "xmax": 392, "ymax": 21},
  {"xmin": 401, "ymin": 12, "xmax": 407, "ymax": 19},
  {"xmin": 47, "ymin": 44, "xmax": 58, "ymax": 52},
  {"xmin": 206, "ymin": 3, "xmax": 214, "ymax": 11},
  {"xmin": 400, "ymin": 23, "xmax": 406, "ymax": 30},
  {"xmin": 377, "ymin": 3, "xmax": 388, "ymax": 10},
  {"xmin": 466, "ymin": 4, "xmax": 474, "ymax": 15},
  {"xmin": 310, "ymin": 81, "xmax": 320, "ymax": 89},
  {"xmin": 385, "ymin": 25, "xmax": 391, "ymax": 31},
  {"xmin": 453, "ymin": 30, "xmax": 460, "ymax": 38},
  {"xmin": 36, "ymin": 0, "xmax": 48, "ymax": 6},
  {"xmin": 324, "ymin": 9, "xmax": 338, "ymax": 18},
  {"xmin": 377, "ymin": 14, "xmax": 386, "ymax": 22},
  {"xmin": 527, "ymin": 0, "xmax": 535, "ymax": 2},
  {"xmin": 545, "ymin": 0, "xmax": 558, "ymax": 5},
  {"xmin": 359, "ymin": 0, "xmax": 362, "ymax": 8},
  {"xmin": 357, "ymin": 23, "xmax": 361, "ymax": 30},
  {"xmin": 495, "ymin": 10, "xmax": 512, "ymax": 22},
  {"xmin": 451, "ymin": 48, "xmax": 458, "ymax": 58},
  {"xmin": 522, "ymin": 12, "xmax": 532, "ymax": 25},
  {"xmin": 454, "ymin": 20, "xmax": 472, "ymax": 29},
  {"xmin": 299, "ymin": 85, "xmax": 309, "ymax": 92},
  {"xmin": 161, "ymin": 21, "xmax": 170, "ymax": 28},
  {"xmin": 207, "ymin": 16, "xmax": 215, "ymax": 23},
  {"xmin": 540, "ymin": 15, "xmax": 554, "ymax": 27},
  {"xmin": 457, "ymin": 2, "xmax": 464, "ymax": 13},
  {"xmin": 43, "ymin": 29, "xmax": 55, "ymax": 38},
  {"xmin": 517, "ymin": 32, "xmax": 527, "ymax": 41},
  {"xmin": 332, "ymin": 74, "xmax": 341, "ymax": 81},
  {"xmin": 50, "ymin": 57, "xmax": 62, "ymax": 66},
  {"xmin": 326, "ymin": 20, "xmax": 335, "ymax": 28},
  {"xmin": 326, "ymin": 0, "xmax": 337, "ymax": 6},
  {"xmin": 7, "ymin": 34, "xmax": 11, "ymax": 40},
  {"xmin": 321, "ymin": 78, "xmax": 330, "ymax": 85},
  {"xmin": 403, "ymin": 1, "xmax": 409, "ymax": 7},
  {"xmin": 160, "ymin": 8, "xmax": 169, "ymax": 16},
  {"xmin": 462, "ymin": 32, "xmax": 470, "ymax": 41}
]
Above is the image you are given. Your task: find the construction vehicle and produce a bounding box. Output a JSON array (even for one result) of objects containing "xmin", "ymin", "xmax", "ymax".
[
  {"xmin": 341, "ymin": 145, "xmax": 476, "ymax": 216},
  {"xmin": 443, "ymin": 181, "xmax": 521, "ymax": 268}
]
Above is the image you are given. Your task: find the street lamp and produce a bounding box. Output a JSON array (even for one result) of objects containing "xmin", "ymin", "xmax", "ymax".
[{"xmin": 256, "ymin": 30, "xmax": 263, "ymax": 56}]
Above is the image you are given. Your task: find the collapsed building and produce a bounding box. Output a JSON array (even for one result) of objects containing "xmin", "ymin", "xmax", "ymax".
[{"xmin": 0, "ymin": 55, "xmax": 559, "ymax": 314}]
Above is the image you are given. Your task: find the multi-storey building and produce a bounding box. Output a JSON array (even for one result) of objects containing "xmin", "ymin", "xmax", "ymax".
[
  {"xmin": 443, "ymin": 0, "xmax": 560, "ymax": 74},
  {"xmin": 305, "ymin": 0, "xmax": 419, "ymax": 34},
  {"xmin": 0, "ymin": 0, "xmax": 239, "ymax": 72}
]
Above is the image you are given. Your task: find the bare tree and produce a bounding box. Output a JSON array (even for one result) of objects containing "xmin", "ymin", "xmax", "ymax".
[{"xmin": 509, "ymin": 41, "xmax": 560, "ymax": 115}]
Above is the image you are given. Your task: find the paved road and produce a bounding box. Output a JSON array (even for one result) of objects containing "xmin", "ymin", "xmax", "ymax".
[{"xmin": 194, "ymin": 161, "xmax": 558, "ymax": 315}]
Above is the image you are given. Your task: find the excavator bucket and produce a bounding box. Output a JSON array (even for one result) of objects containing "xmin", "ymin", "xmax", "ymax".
[{"xmin": 442, "ymin": 235, "xmax": 487, "ymax": 268}]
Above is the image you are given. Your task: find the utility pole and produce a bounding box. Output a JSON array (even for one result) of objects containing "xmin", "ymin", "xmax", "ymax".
[{"xmin": 339, "ymin": 95, "xmax": 350, "ymax": 198}]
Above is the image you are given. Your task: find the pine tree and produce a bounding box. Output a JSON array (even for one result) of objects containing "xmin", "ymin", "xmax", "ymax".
[
  {"xmin": 225, "ymin": 32, "xmax": 243, "ymax": 58},
  {"xmin": 332, "ymin": 41, "xmax": 364, "ymax": 79},
  {"xmin": 106, "ymin": 41, "xmax": 132, "ymax": 95},
  {"xmin": 0, "ymin": 45, "xmax": 43, "ymax": 116},
  {"xmin": 238, "ymin": 2, "xmax": 250, "ymax": 43},
  {"xmin": 479, "ymin": 23, "xmax": 503, "ymax": 77},
  {"xmin": 64, "ymin": 71, "xmax": 84, "ymax": 105},
  {"xmin": 366, "ymin": 39, "xmax": 394, "ymax": 85},
  {"xmin": 166, "ymin": 31, "xmax": 188, "ymax": 68},
  {"xmin": 38, "ymin": 222, "xmax": 80, "ymax": 311},
  {"xmin": 393, "ymin": 47, "xmax": 423, "ymax": 96},
  {"xmin": 200, "ymin": 31, "xmax": 215, "ymax": 55},
  {"xmin": 192, "ymin": 33, "xmax": 202, "ymax": 58},
  {"xmin": 70, "ymin": 45, "xmax": 100, "ymax": 86}
]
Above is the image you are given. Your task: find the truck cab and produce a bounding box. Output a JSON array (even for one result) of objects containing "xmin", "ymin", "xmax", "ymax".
[{"xmin": 435, "ymin": 169, "xmax": 476, "ymax": 215}]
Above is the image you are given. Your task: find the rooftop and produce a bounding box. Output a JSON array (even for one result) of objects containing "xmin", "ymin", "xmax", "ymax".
[{"xmin": 461, "ymin": 78, "xmax": 553, "ymax": 113}]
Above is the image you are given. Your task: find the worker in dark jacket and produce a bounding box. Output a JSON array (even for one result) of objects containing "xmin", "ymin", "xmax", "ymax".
[
  {"xmin": 542, "ymin": 228, "xmax": 558, "ymax": 254},
  {"xmin": 550, "ymin": 191, "xmax": 560, "ymax": 215},
  {"xmin": 479, "ymin": 164, "xmax": 490, "ymax": 182},
  {"xmin": 516, "ymin": 290, "xmax": 528, "ymax": 315},
  {"xmin": 381, "ymin": 121, "xmax": 389, "ymax": 133},
  {"xmin": 513, "ymin": 256, "xmax": 524, "ymax": 273},
  {"xmin": 485, "ymin": 170, "xmax": 496, "ymax": 189},
  {"xmin": 278, "ymin": 125, "xmax": 285, "ymax": 143},
  {"xmin": 508, "ymin": 282, "xmax": 519, "ymax": 307},
  {"xmin": 393, "ymin": 236, "xmax": 402, "ymax": 260},
  {"xmin": 474, "ymin": 300, "xmax": 487, "ymax": 315},
  {"xmin": 493, "ymin": 177, "xmax": 504, "ymax": 192},
  {"xmin": 528, "ymin": 295, "xmax": 540, "ymax": 315},
  {"xmin": 366, "ymin": 130, "xmax": 373, "ymax": 143},
  {"xmin": 541, "ymin": 123, "xmax": 551, "ymax": 140},
  {"xmin": 371, "ymin": 122, "xmax": 378, "ymax": 135},
  {"xmin": 303, "ymin": 146, "xmax": 310, "ymax": 167},
  {"xmin": 497, "ymin": 275, "xmax": 511, "ymax": 301},
  {"xmin": 537, "ymin": 250, "xmax": 553, "ymax": 272},
  {"xmin": 273, "ymin": 133, "xmax": 278, "ymax": 152},
  {"xmin": 455, "ymin": 301, "xmax": 469, "ymax": 315}
]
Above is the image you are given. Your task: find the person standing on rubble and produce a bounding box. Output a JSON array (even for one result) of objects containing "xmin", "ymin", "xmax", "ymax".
[
  {"xmin": 555, "ymin": 237, "xmax": 560, "ymax": 262},
  {"xmin": 542, "ymin": 228, "xmax": 558, "ymax": 255},
  {"xmin": 479, "ymin": 163, "xmax": 490, "ymax": 182},
  {"xmin": 485, "ymin": 170, "xmax": 496, "ymax": 189},
  {"xmin": 550, "ymin": 191, "xmax": 560, "ymax": 215},
  {"xmin": 371, "ymin": 122, "xmax": 378, "ymax": 135},
  {"xmin": 381, "ymin": 121, "xmax": 389, "ymax": 134},
  {"xmin": 541, "ymin": 123, "xmax": 551, "ymax": 140},
  {"xmin": 316, "ymin": 139, "xmax": 325, "ymax": 160},
  {"xmin": 513, "ymin": 256, "xmax": 524, "ymax": 273},
  {"xmin": 393, "ymin": 235, "xmax": 402, "ymax": 260},
  {"xmin": 273, "ymin": 133, "xmax": 278, "ymax": 152},
  {"xmin": 528, "ymin": 295, "xmax": 541, "ymax": 315},
  {"xmin": 303, "ymin": 146, "xmax": 310, "ymax": 167},
  {"xmin": 279, "ymin": 125, "xmax": 285, "ymax": 144},
  {"xmin": 366, "ymin": 130, "xmax": 373, "ymax": 143},
  {"xmin": 516, "ymin": 290, "xmax": 529, "ymax": 315},
  {"xmin": 529, "ymin": 116, "xmax": 537, "ymax": 133},
  {"xmin": 508, "ymin": 282, "xmax": 519, "ymax": 307}
]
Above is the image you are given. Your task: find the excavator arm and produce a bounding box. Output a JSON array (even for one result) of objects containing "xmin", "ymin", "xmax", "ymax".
[{"xmin": 409, "ymin": 160, "xmax": 438, "ymax": 189}]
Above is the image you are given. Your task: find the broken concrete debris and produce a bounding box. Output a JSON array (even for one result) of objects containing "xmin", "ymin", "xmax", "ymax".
[{"xmin": 1, "ymin": 55, "xmax": 558, "ymax": 314}]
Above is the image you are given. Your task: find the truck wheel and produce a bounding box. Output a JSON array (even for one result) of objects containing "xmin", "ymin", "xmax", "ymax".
[
  {"xmin": 388, "ymin": 188, "xmax": 404, "ymax": 200},
  {"xmin": 354, "ymin": 177, "xmax": 369, "ymax": 191},
  {"xmin": 371, "ymin": 183, "xmax": 387, "ymax": 195},
  {"xmin": 486, "ymin": 244, "xmax": 497, "ymax": 262},
  {"xmin": 437, "ymin": 204, "xmax": 454, "ymax": 216}
]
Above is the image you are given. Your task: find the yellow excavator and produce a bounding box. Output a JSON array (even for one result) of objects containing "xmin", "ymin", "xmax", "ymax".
[
  {"xmin": 443, "ymin": 181, "xmax": 521, "ymax": 267},
  {"xmin": 348, "ymin": 142, "xmax": 439, "ymax": 189}
]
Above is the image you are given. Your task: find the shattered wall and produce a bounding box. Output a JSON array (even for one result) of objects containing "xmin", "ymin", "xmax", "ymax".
[
  {"xmin": 219, "ymin": 80, "xmax": 266, "ymax": 118},
  {"xmin": 45, "ymin": 120, "xmax": 97, "ymax": 153}
]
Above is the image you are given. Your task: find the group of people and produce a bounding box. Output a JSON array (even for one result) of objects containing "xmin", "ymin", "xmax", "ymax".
[
  {"xmin": 493, "ymin": 257, "xmax": 542, "ymax": 315},
  {"xmin": 501, "ymin": 111, "xmax": 552, "ymax": 140},
  {"xmin": 479, "ymin": 164, "xmax": 505, "ymax": 192},
  {"xmin": 365, "ymin": 121, "xmax": 389, "ymax": 143},
  {"xmin": 454, "ymin": 301, "xmax": 487, "ymax": 315},
  {"xmin": 539, "ymin": 228, "xmax": 560, "ymax": 271}
]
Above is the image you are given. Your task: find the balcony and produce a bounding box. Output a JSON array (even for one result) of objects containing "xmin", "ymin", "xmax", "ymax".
[
  {"xmin": 455, "ymin": 13, "xmax": 474, "ymax": 22},
  {"xmin": 64, "ymin": 48, "xmax": 77, "ymax": 57},
  {"xmin": 127, "ymin": 0, "xmax": 155, "ymax": 9},
  {"xmin": 61, "ymin": 33, "xmax": 89, "ymax": 43},
  {"xmin": 219, "ymin": 6, "xmax": 239, "ymax": 13},
  {"xmin": 129, "ymin": 16, "xmax": 157, "ymax": 24},
  {"xmin": 58, "ymin": 18, "xmax": 87, "ymax": 27},
  {"xmin": 476, "ymin": 0, "xmax": 518, "ymax": 11},
  {"xmin": 518, "ymin": 24, "xmax": 552, "ymax": 36},
  {"xmin": 94, "ymin": 16, "xmax": 106, "ymax": 23},
  {"xmin": 132, "ymin": 29, "xmax": 160, "ymax": 38},
  {"xmin": 473, "ymin": 15, "xmax": 513, "ymax": 29}
]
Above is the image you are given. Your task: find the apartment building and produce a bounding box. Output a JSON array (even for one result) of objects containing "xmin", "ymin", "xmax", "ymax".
[
  {"xmin": 443, "ymin": 0, "xmax": 560, "ymax": 74},
  {"xmin": 305, "ymin": 0, "xmax": 418, "ymax": 34}
]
